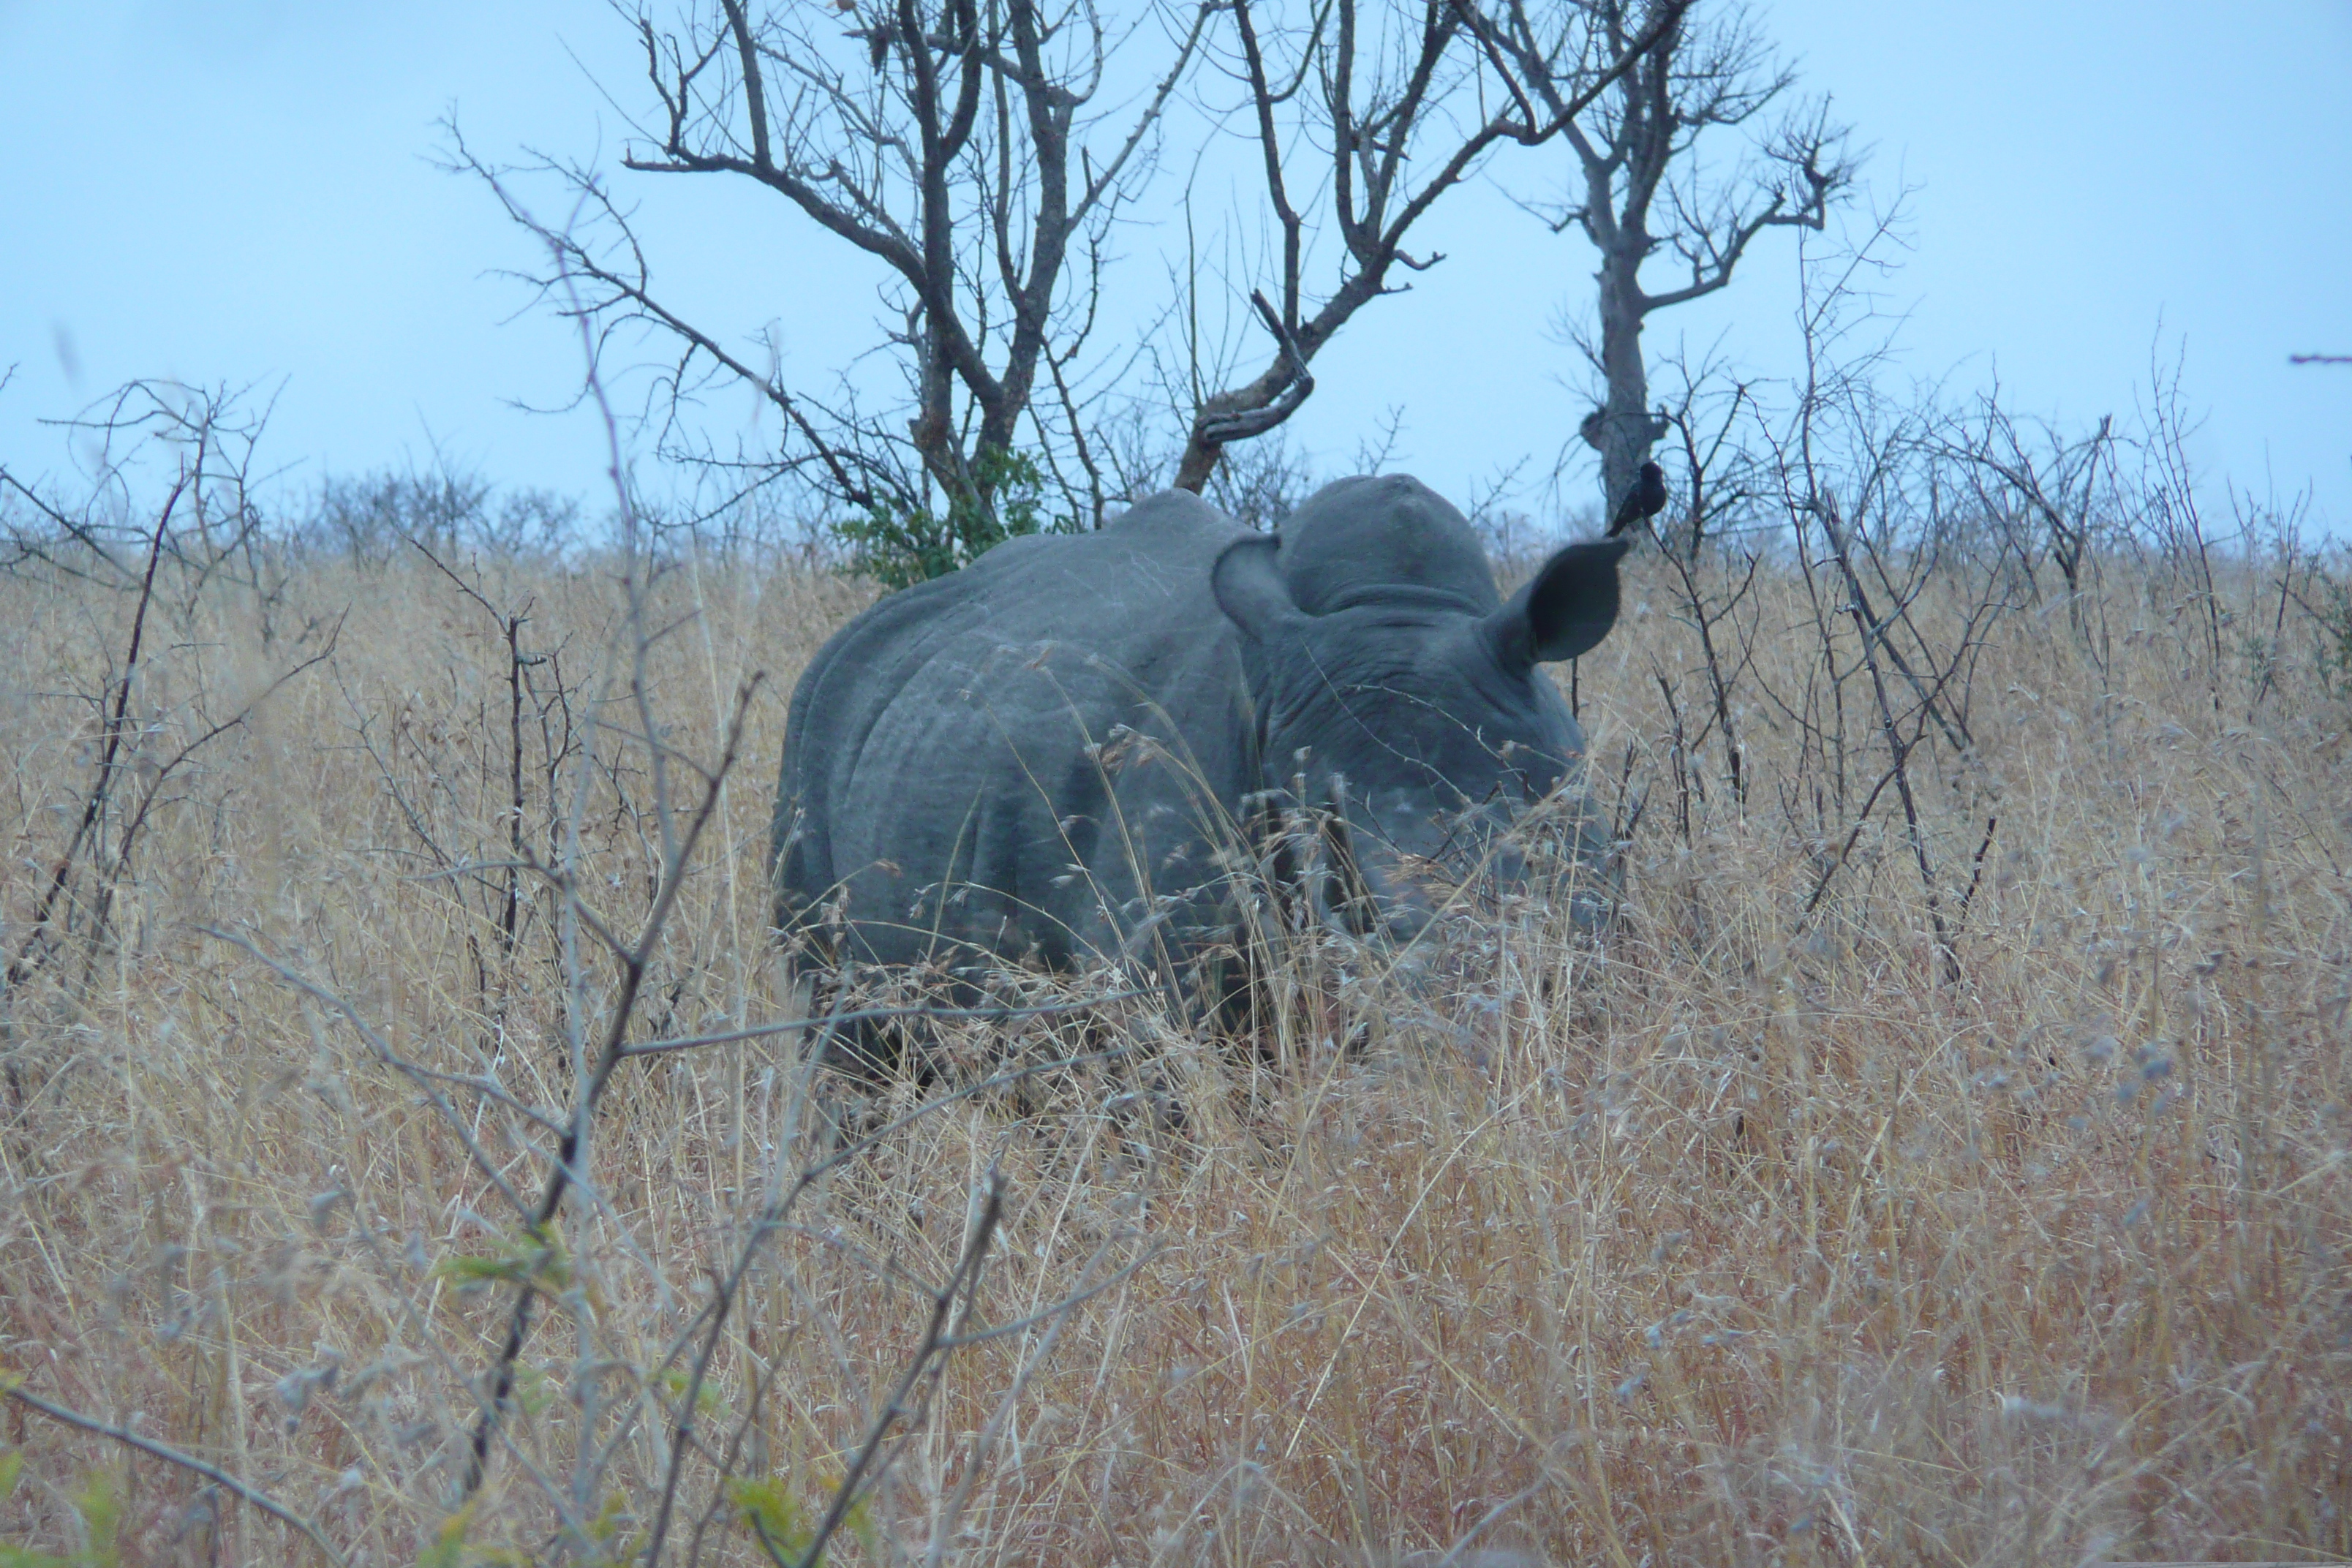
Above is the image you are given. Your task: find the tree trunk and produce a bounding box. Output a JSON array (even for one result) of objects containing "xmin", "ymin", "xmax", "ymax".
[
  {"xmin": 1172, "ymin": 429, "xmax": 1224, "ymax": 494},
  {"xmin": 1587, "ymin": 241, "xmax": 1669, "ymax": 540}
]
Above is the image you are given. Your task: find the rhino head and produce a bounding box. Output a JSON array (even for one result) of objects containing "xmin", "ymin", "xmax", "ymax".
[{"xmin": 1211, "ymin": 479, "xmax": 1629, "ymax": 940}]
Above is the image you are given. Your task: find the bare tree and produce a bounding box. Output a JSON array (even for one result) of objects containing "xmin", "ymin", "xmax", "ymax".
[
  {"xmin": 1167, "ymin": 0, "xmax": 1694, "ymax": 493},
  {"xmin": 1937, "ymin": 392, "xmax": 2120, "ymax": 631},
  {"xmin": 1462, "ymin": 0, "xmax": 1855, "ymax": 531},
  {"xmin": 457, "ymin": 1, "xmax": 1696, "ymax": 565},
  {"xmin": 457, "ymin": 0, "xmax": 1218, "ymax": 565}
]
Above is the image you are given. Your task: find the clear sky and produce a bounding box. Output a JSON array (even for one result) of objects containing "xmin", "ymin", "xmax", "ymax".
[{"xmin": 3, "ymin": 1, "xmax": 2347, "ymax": 533}]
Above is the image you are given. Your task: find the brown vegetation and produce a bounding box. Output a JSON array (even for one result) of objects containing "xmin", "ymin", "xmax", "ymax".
[
  {"xmin": 3, "ymin": 472, "xmax": 2346, "ymax": 1567},
  {"xmin": 3, "ymin": 329, "xmax": 2351, "ymax": 1568}
]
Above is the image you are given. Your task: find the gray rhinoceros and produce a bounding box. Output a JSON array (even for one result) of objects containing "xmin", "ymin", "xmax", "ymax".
[{"xmin": 771, "ymin": 473, "xmax": 1627, "ymax": 1010}]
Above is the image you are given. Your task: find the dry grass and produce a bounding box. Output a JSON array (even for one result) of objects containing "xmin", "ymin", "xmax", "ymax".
[{"xmin": 2, "ymin": 535, "xmax": 2347, "ymax": 1568}]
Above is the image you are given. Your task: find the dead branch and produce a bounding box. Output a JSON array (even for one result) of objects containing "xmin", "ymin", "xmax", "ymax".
[
  {"xmin": 1461, "ymin": 0, "xmax": 1852, "ymax": 523},
  {"xmin": 1175, "ymin": 0, "xmax": 1697, "ymax": 491},
  {"xmin": 4, "ymin": 1382, "xmax": 351, "ymax": 1568},
  {"xmin": 622, "ymin": 987, "xmax": 1150, "ymax": 1057},
  {"xmin": 2, "ymin": 470, "xmax": 185, "ymax": 1019},
  {"xmin": 791, "ymin": 1167, "xmax": 1003, "ymax": 1568}
]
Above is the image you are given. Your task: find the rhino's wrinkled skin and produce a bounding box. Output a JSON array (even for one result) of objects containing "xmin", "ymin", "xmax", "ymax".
[{"xmin": 771, "ymin": 474, "xmax": 1628, "ymax": 990}]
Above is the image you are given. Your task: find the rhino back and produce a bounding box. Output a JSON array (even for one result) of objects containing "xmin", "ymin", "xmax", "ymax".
[{"xmin": 777, "ymin": 491, "xmax": 1257, "ymax": 970}]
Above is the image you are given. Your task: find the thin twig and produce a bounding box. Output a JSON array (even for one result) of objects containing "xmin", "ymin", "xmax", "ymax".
[
  {"xmin": 4, "ymin": 1383, "xmax": 351, "ymax": 1568},
  {"xmin": 921, "ymin": 1230, "xmax": 1135, "ymax": 1568},
  {"xmin": 4, "ymin": 470, "xmax": 188, "ymax": 1047},
  {"xmin": 795, "ymin": 1169, "xmax": 1005, "ymax": 1568},
  {"xmin": 622, "ymin": 988, "xmax": 1149, "ymax": 1057},
  {"xmin": 1953, "ymin": 813, "xmax": 1999, "ymax": 928},
  {"xmin": 463, "ymin": 682, "xmax": 761, "ymax": 1499},
  {"xmin": 200, "ymin": 927, "xmax": 532, "ymax": 1219}
]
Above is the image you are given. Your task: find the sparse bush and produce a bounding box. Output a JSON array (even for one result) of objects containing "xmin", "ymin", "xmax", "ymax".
[{"xmin": 298, "ymin": 468, "xmax": 580, "ymax": 566}]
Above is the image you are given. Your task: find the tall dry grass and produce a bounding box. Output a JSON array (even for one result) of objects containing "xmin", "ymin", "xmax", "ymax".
[{"xmin": 1, "ymin": 522, "xmax": 2347, "ymax": 1568}]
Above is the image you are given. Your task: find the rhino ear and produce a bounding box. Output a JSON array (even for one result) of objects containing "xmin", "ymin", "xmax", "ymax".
[
  {"xmin": 1486, "ymin": 537, "xmax": 1630, "ymax": 668},
  {"xmin": 1212, "ymin": 534, "xmax": 1306, "ymax": 643}
]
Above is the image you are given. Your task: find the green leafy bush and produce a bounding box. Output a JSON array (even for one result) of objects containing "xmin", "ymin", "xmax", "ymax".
[{"xmin": 833, "ymin": 448, "xmax": 1074, "ymax": 588}]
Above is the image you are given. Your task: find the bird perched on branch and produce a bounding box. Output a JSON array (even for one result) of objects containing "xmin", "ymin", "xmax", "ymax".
[{"xmin": 1607, "ymin": 460, "xmax": 1669, "ymax": 538}]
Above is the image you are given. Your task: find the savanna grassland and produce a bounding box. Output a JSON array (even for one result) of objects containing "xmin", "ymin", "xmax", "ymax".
[{"xmin": 2, "ymin": 500, "xmax": 2348, "ymax": 1568}]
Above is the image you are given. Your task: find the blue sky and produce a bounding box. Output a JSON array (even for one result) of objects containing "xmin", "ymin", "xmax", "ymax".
[{"xmin": 3, "ymin": 1, "xmax": 2347, "ymax": 532}]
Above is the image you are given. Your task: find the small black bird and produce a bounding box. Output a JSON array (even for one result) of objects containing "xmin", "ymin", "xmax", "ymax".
[{"xmin": 1607, "ymin": 459, "xmax": 1669, "ymax": 538}]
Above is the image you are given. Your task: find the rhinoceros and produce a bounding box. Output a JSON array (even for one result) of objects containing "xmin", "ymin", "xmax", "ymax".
[{"xmin": 771, "ymin": 473, "xmax": 1627, "ymax": 1022}]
